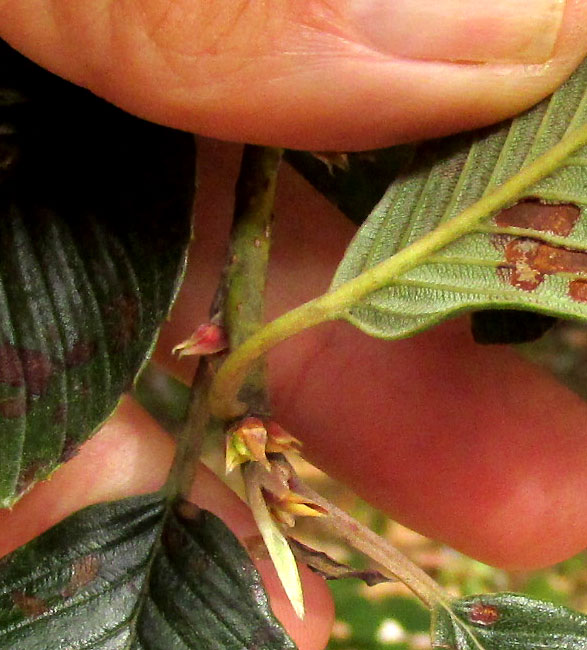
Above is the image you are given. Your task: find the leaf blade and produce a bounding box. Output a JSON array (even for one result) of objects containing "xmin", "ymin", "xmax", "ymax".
[
  {"xmin": 432, "ymin": 593, "xmax": 587, "ymax": 649},
  {"xmin": 0, "ymin": 494, "xmax": 297, "ymax": 649},
  {"xmin": 0, "ymin": 39, "xmax": 195, "ymax": 505},
  {"xmin": 333, "ymin": 59, "xmax": 587, "ymax": 339}
]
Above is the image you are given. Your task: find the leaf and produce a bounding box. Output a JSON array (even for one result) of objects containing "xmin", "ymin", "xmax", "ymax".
[
  {"xmin": 470, "ymin": 310, "xmax": 558, "ymax": 344},
  {"xmin": 0, "ymin": 493, "xmax": 296, "ymax": 649},
  {"xmin": 431, "ymin": 593, "xmax": 587, "ymax": 649},
  {"xmin": 332, "ymin": 58, "xmax": 587, "ymax": 340},
  {"xmin": 285, "ymin": 147, "xmax": 412, "ymax": 226},
  {"xmin": 0, "ymin": 39, "xmax": 195, "ymax": 505},
  {"xmin": 288, "ymin": 538, "xmax": 394, "ymax": 586}
]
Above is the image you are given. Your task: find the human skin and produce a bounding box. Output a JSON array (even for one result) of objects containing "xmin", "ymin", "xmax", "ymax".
[{"xmin": 1, "ymin": 2, "xmax": 587, "ymax": 648}]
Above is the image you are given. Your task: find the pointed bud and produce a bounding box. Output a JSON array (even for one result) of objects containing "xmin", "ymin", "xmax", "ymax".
[
  {"xmin": 263, "ymin": 488, "xmax": 328, "ymax": 528},
  {"xmin": 265, "ymin": 421, "xmax": 302, "ymax": 454},
  {"xmin": 172, "ymin": 322, "xmax": 228, "ymax": 358},
  {"xmin": 225, "ymin": 417, "xmax": 270, "ymax": 473}
]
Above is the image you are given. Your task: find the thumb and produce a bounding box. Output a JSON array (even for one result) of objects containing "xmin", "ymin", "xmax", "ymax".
[{"xmin": 1, "ymin": 1, "xmax": 586, "ymax": 149}]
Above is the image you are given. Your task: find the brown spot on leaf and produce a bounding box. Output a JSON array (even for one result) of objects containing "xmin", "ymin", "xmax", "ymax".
[
  {"xmin": 495, "ymin": 200, "xmax": 580, "ymax": 236},
  {"xmin": 0, "ymin": 396, "xmax": 27, "ymax": 418},
  {"xmin": 12, "ymin": 591, "xmax": 49, "ymax": 618},
  {"xmin": 496, "ymin": 266, "xmax": 511, "ymax": 284},
  {"xmin": 16, "ymin": 462, "xmax": 44, "ymax": 496},
  {"xmin": 20, "ymin": 349, "xmax": 54, "ymax": 396},
  {"xmin": 0, "ymin": 344, "xmax": 23, "ymax": 386},
  {"xmin": 504, "ymin": 239, "xmax": 544, "ymax": 291},
  {"xmin": 59, "ymin": 436, "xmax": 81, "ymax": 463},
  {"xmin": 502, "ymin": 238, "xmax": 587, "ymax": 292},
  {"xmin": 0, "ymin": 344, "xmax": 54, "ymax": 397},
  {"xmin": 532, "ymin": 244, "xmax": 587, "ymax": 275},
  {"xmin": 569, "ymin": 280, "xmax": 587, "ymax": 303},
  {"xmin": 491, "ymin": 233, "xmax": 512, "ymax": 253},
  {"xmin": 162, "ymin": 525, "xmax": 187, "ymax": 555},
  {"xmin": 104, "ymin": 296, "xmax": 139, "ymax": 350},
  {"xmin": 469, "ymin": 602, "xmax": 500, "ymax": 626},
  {"xmin": 61, "ymin": 555, "xmax": 100, "ymax": 598},
  {"xmin": 64, "ymin": 340, "xmax": 96, "ymax": 368},
  {"xmin": 188, "ymin": 555, "xmax": 210, "ymax": 576}
]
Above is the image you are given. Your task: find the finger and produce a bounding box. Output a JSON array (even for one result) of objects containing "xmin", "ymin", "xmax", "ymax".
[
  {"xmin": 0, "ymin": 1, "xmax": 586, "ymax": 149},
  {"xmin": 0, "ymin": 396, "xmax": 334, "ymax": 650},
  {"xmin": 156, "ymin": 140, "xmax": 587, "ymax": 570}
]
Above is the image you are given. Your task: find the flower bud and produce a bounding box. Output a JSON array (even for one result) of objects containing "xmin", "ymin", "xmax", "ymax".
[
  {"xmin": 225, "ymin": 417, "xmax": 269, "ymax": 473},
  {"xmin": 172, "ymin": 322, "xmax": 228, "ymax": 358}
]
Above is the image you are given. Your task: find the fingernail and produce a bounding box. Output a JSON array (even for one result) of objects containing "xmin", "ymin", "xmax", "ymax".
[{"xmin": 349, "ymin": 0, "xmax": 566, "ymax": 64}]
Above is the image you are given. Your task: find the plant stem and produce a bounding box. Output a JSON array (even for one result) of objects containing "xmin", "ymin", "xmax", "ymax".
[
  {"xmin": 163, "ymin": 358, "xmax": 212, "ymax": 501},
  {"xmin": 164, "ymin": 145, "xmax": 282, "ymax": 502},
  {"xmin": 219, "ymin": 145, "xmax": 282, "ymax": 416},
  {"xmin": 209, "ymin": 122, "xmax": 587, "ymax": 419},
  {"xmin": 290, "ymin": 473, "xmax": 449, "ymax": 610}
]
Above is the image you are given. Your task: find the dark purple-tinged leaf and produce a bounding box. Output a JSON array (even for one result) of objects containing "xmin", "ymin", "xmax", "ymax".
[
  {"xmin": 432, "ymin": 593, "xmax": 587, "ymax": 649},
  {"xmin": 289, "ymin": 538, "xmax": 393, "ymax": 586},
  {"xmin": 470, "ymin": 309, "xmax": 558, "ymax": 344},
  {"xmin": 0, "ymin": 493, "xmax": 296, "ymax": 649},
  {"xmin": 284, "ymin": 147, "xmax": 413, "ymax": 226},
  {"xmin": 0, "ymin": 39, "xmax": 195, "ymax": 505}
]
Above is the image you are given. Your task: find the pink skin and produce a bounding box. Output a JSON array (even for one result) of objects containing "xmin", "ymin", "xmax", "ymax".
[{"xmin": 0, "ymin": 1, "xmax": 586, "ymax": 148}]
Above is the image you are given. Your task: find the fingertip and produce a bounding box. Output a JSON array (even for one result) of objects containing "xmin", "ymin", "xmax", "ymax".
[
  {"xmin": 2, "ymin": 1, "xmax": 587, "ymax": 148},
  {"xmin": 263, "ymin": 561, "xmax": 335, "ymax": 650}
]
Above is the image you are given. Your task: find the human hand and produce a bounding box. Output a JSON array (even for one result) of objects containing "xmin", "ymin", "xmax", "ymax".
[
  {"xmin": 1, "ymin": 0, "xmax": 587, "ymax": 149},
  {"xmin": 1, "ymin": 3, "xmax": 587, "ymax": 649}
]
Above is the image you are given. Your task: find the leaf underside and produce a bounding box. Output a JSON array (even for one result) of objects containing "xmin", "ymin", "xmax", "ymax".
[
  {"xmin": 432, "ymin": 593, "xmax": 587, "ymax": 649},
  {"xmin": 0, "ymin": 493, "xmax": 296, "ymax": 649},
  {"xmin": 0, "ymin": 40, "xmax": 195, "ymax": 505},
  {"xmin": 333, "ymin": 58, "xmax": 587, "ymax": 339}
]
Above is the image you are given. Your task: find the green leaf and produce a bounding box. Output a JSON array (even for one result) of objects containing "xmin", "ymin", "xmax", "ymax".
[
  {"xmin": 432, "ymin": 593, "xmax": 587, "ymax": 649},
  {"xmin": 0, "ymin": 40, "xmax": 195, "ymax": 505},
  {"xmin": 0, "ymin": 493, "xmax": 296, "ymax": 649},
  {"xmin": 333, "ymin": 58, "xmax": 587, "ymax": 340}
]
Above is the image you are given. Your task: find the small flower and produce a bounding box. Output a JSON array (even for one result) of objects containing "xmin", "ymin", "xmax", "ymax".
[
  {"xmin": 225, "ymin": 417, "xmax": 302, "ymax": 474},
  {"xmin": 265, "ymin": 421, "xmax": 302, "ymax": 454},
  {"xmin": 225, "ymin": 417, "xmax": 269, "ymax": 473},
  {"xmin": 263, "ymin": 488, "xmax": 327, "ymax": 528},
  {"xmin": 244, "ymin": 462, "xmax": 306, "ymax": 619},
  {"xmin": 172, "ymin": 322, "xmax": 228, "ymax": 358}
]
